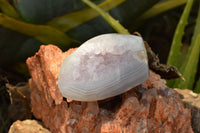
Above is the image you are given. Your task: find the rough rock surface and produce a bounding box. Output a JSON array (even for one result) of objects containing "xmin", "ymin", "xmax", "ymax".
[
  {"xmin": 26, "ymin": 45, "xmax": 193, "ymax": 133},
  {"xmin": 175, "ymin": 89, "xmax": 200, "ymax": 133},
  {"xmin": 8, "ymin": 119, "xmax": 51, "ymax": 133}
]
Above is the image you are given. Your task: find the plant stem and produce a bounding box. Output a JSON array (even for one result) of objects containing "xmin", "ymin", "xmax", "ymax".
[{"xmin": 81, "ymin": 0, "xmax": 130, "ymax": 34}]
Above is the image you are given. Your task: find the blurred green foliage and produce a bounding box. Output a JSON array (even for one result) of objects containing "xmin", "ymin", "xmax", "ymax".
[
  {"xmin": 0, "ymin": 0, "xmax": 159, "ymax": 69},
  {"xmin": 0, "ymin": 0, "xmax": 198, "ymax": 91},
  {"xmin": 167, "ymin": 0, "xmax": 200, "ymax": 92}
]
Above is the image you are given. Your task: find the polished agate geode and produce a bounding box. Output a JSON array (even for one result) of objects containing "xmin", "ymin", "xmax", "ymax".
[{"xmin": 58, "ymin": 34, "xmax": 149, "ymax": 101}]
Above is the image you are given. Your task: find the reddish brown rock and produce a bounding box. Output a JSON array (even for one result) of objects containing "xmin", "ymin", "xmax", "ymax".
[
  {"xmin": 26, "ymin": 45, "xmax": 193, "ymax": 133},
  {"xmin": 175, "ymin": 89, "xmax": 200, "ymax": 133}
]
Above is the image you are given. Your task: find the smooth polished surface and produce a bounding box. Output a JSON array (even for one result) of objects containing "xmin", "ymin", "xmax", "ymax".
[{"xmin": 58, "ymin": 34, "xmax": 149, "ymax": 101}]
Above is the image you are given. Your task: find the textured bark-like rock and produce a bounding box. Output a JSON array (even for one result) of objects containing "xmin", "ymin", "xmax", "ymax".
[{"xmin": 26, "ymin": 45, "xmax": 193, "ymax": 133}]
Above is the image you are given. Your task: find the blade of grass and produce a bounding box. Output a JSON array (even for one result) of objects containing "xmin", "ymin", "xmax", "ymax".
[
  {"xmin": 132, "ymin": 0, "xmax": 187, "ymax": 29},
  {"xmin": 81, "ymin": 0, "xmax": 129, "ymax": 34},
  {"xmin": 166, "ymin": 0, "xmax": 194, "ymax": 87},
  {"xmin": 181, "ymin": 1, "xmax": 200, "ymax": 71},
  {"xmin": 183, "ymin": 1, "xmax": 200, "ymax": 67},
  {"xmin": 167, "ymin": 0, "xmax": 194, "ymax": 67},
  {"xmin": 173, "ymin": 2, "xmax": 200, "ymax": 89},
  {"xmin": 47, "ymin": 0, "xmax": 125, "ymax": 32},
  {"xmin": 176, "ymin": 34, "xmax": 200, "ymax": 89},
  {"xmin": 0, "ymin": 0, "xmax": 20, "ymax": 19},
  {"xmin": 0, "ymin": 13, "xmax": 75, "ymax": 49}
]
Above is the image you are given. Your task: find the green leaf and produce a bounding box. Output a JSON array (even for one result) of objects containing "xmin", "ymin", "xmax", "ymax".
[
  {"xmin": 176, "ymin": 34, "xmax": 200, "ymax": 89},
  {"xmin": 0, "ymin": 0, "xmax": 20, "ymax": 18},
  {"xmin": 184, "ymin": 1, "xmax": 200, "ymax": 67},
  {"xmin": 0, "ymin": 13, "xmax": 75, "ymax": 49},
  {"xmin": 166, "ymin": 0, "xmax": 194, "ymax": 87},
  {"xmin": 173, "ymin": 1, "xmax": 200, "ymax": 89},
  {"xmin": 167, "ymin": 0, "xmax": 194, "ymax": 67}
]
